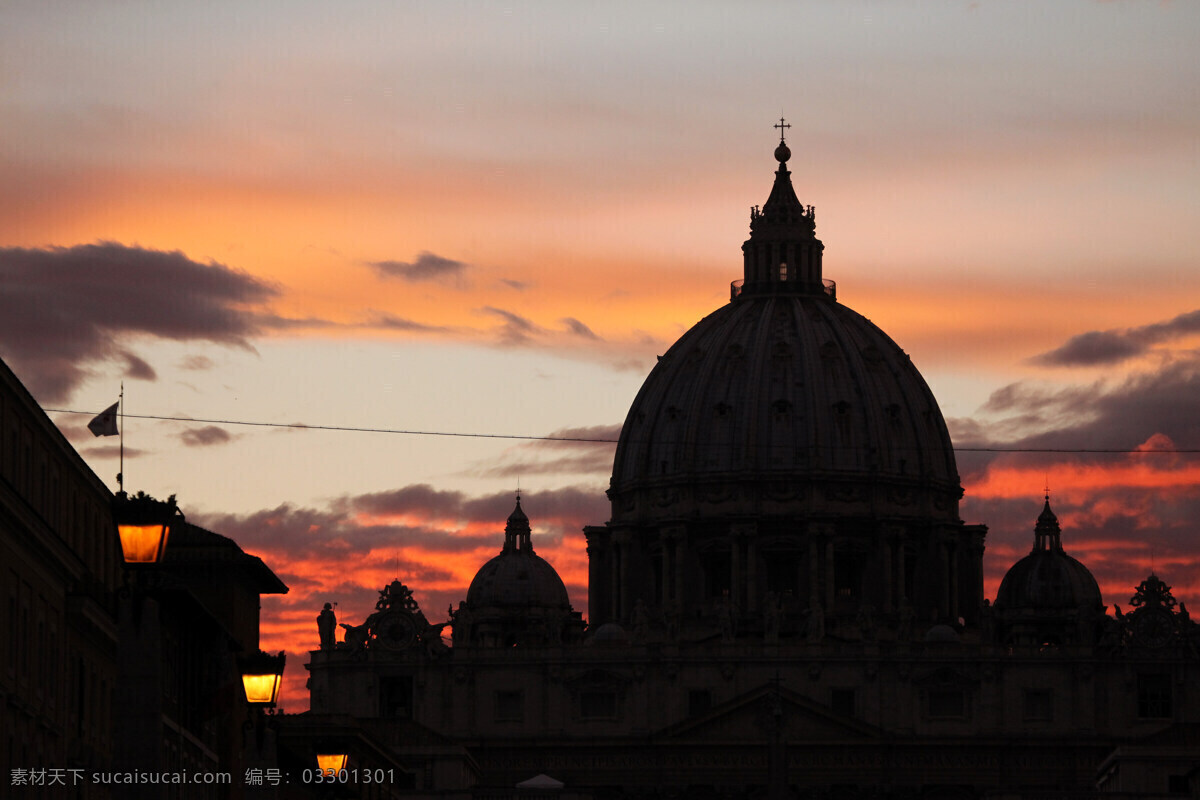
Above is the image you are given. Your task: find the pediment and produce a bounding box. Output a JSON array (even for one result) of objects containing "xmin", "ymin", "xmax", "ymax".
[{"xmin": 656, "ymin": 684, "xmax": 882, "ymax": 743}]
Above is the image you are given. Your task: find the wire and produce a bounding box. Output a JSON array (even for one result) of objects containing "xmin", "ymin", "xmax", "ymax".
[{"xmin": 43, "ymin": 407, "xmax": 1200, "ymax": 454}]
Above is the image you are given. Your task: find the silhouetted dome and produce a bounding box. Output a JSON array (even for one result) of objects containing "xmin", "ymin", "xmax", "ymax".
[
  {"xmin": 608, "ymin": 137, "xmax": 960, "ymax": 528},
  {"xmin": 588, "ymin": 623, "xmax": 629, "ymax": 645},
  {"xmin": 466, "ymin": 498, "xmax": 570, "ymax": 611},
  {"xmin": 924, "ymin": 624, "xmax": 960, "ymax": 643},
  {"xmin": 609, "ymin": 292, "xmax": 961, "ymax": 525},
  {"xmin": 995, "ymin": 499, "xmax": 1102, "ymax": 614}
]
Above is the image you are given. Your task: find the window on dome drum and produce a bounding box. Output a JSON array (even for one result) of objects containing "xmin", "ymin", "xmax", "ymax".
[
  {"xmin": 1022, "ymin": 689, "xmax": 1053, "ymax": 722},
  {"xmin": 765, "ymin": 552, "xmax": 800, "ymax": 596},
  {"xmin": 779, "ymin": 262, "xmax": 788, "ymax": 281},
  {"xmin": 701, "ymin": 551, "xmax": 731, "ymax": 599},
  {"xmin": 688, "ymin": 689, "xmax": 712, "ymax": 718},
  {"xmin": 927, "ymin": 689, "xmax": 966, "ymax": 719},
  {"xmin": 494, "ymin": 690, "xmax": 524, "ymax": 722},
  {"xmin": 379, "ymin": 676, "xmax": 413, "ymax": 719},
  {"xmin": 580, "ymin": 691, "xmax": 618, "ymax": 720},
  {"xmin": 652, "ymin": 554, "xmax": 663, "ymax": 602},
  {"xmin": 833, "ymin": 548, "xmax": 864, "ymax": 601},
  {"xmin": 831, "ymin": 688, "xmax": 855, "ymax": 717},
  {"xmin": 1137, "ymin": 673, "xmax": 1172, "ymax": 719}
]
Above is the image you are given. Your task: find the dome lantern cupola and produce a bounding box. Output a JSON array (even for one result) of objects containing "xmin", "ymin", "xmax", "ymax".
[
  {"xmin": 739, "ymin": 118, "xmax": 827, "ymax": 297},
  {"xmin": 503, "ymin": 494, "xmax": 533, "ymax": 553},
  {"xmin": 1033, "ymin": 494, "xmax": 1063, "ymax": 552}
]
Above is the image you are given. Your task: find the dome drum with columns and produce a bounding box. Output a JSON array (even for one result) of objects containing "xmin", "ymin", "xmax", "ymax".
[{"xmin": 588, "ymin": 127, "xmax": 982, "ymax": 636}]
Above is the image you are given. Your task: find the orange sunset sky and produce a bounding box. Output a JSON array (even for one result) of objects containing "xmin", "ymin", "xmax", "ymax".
[{"xmin": 3, "ymin": 1, "xmax": 1199, "ymax": 709}]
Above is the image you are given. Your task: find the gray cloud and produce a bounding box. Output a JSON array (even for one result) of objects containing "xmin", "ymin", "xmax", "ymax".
[
  {"xmin": 81, "ymin": 445, "xmax": 147, "ymax": 459},
  {"xmin": 561, "ymin": 317, "xmax": 599, "ymax": 340},
  {"xmin": 0, "ymin": 242, "xmax": 278, "ymax": 402},
  {"xmin": 964, "ymin": 359, "xmax": 1200, "ymax": 456},
  {"xmin": 180, "ymin": 425, "xmax": 233, "ymax": 447},
  {"xmin": 500, "ymin": 279, "xmax": 529, "ymax": 291},
  {"xmin": 179, "ymin": 354, "xmax": 215, "ymax": 371},
  {"xmin": 365, "ymin": 312, "xmax": 450, "ymax": 333},
  {"xmin": 120, "ymin": 350, "xmax": 157, "ymax": 380},
  {"xmin": 481, "ymin": 306, "xmax": 540, "ymax": 344},
  {"xmin": 369, "ymin": 252, "xmax": 468, "ymax": 284},
  {"xmin": 197, "ymin": 484, "xmax": 607, "ymax": 563},
  {"xmin": 461, "ymin": 424, "xmax": 619, "ymax": 479},
  {"xmin": 1032, "ymin": 309, "xmax": 1200, "ymax": 367}
]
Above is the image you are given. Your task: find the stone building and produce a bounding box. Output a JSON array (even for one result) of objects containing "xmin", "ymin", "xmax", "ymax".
[
  {"xmin": 307, "ymin": 133, "xmax": 1200, "ymax": 799},
  {"xmin": 0, "ymin": 354, "xmax": 289, "ymax": 799}
]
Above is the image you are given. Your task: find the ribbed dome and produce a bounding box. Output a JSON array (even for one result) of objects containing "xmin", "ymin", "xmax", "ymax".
[
  {"xmin": 466, "ymin": 498, "xmax": 570, "ymax": 611},
  {"xmin": 995, "ymin": 499, "xmax": 1101, "ymax": 613},
  {"xmin": 466, "ymin": 552, "xmax": 570, "ymax": 609},
  {"xmin": 587, "ymin": 130, "xmax": 980, "ymax": 631},
  {"xmin": 609, "ymin": 293, "xmax": 962, "ymax": 525}
]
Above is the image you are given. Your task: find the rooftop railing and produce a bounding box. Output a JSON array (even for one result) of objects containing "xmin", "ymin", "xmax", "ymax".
[{"xmin": 730, "ymin": 278, "xmax": 835, "ymax": 301}]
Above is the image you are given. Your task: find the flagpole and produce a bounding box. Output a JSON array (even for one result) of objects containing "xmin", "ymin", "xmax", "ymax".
[{"xmin": 118, "ymin": 382, "xmax": 125, "ymax": 496}]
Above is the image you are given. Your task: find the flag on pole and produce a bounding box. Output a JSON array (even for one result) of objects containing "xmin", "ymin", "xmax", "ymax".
[{"xmin": 88, "ymin": 402, "xmax": 119, "ymax": 437}]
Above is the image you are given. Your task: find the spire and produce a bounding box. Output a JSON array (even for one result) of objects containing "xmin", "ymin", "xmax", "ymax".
[
  {"xmin": 740, "ymin": 118, "xmax": 827, "ymax": 298},
  {"xmin": 1033, "ymin": 493, "xmax": 1063, "ymax": 552},
  {"xmin": 502, "ymin": 494, "xmax": 533, "ymax": 553}
]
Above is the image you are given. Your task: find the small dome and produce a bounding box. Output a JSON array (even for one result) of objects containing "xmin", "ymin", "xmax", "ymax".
[
  {"xmin": 465, "ymin": 497, "xmax": 570, "ymax": 611},
  {"xmin": 466, "ymin": 551, "xmax": 570, "ymax": 610},
  {"xmin": 588, "ymin": 622, "xmax": 629, "ymax": 645},
  {"xmin": 924, "ymin": 624, "xmax": 960, "ymax": 643},
  {"xmin": 995, "ymin": 498, "xmax": 1102, "ymax": 614}
]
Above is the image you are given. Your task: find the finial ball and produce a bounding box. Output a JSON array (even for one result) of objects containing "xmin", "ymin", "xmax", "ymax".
[{"xmin": 774, "ymin": 142, "xmax": 791, "ymax": 164}]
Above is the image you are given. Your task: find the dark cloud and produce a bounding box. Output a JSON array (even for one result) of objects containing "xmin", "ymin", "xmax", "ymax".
[
  {"xmin": 561, "ymin": 317, "xmax": 600, "ymax": 340},
  {"xmin": 255, "ymin": 313, "xmax": 338, "ymax": 331},
  {"xmin": 197, "ymin": 484, "xmax": 607, "ymax": 563},
  {"xmin": 81, "ymin": 445, "xmax": 147, "ymax": 458},
  {"xmin": 474, "ymin": 453, "xmax": 614, "ymax": 478},
  {"xmin": 461, "ymin": 424, "xmax": 619, "ymax": 479},
  {"xmin": 540, "ymin": 424, "xmax": 622, "ymax": 444},
  {"xmin": 1032, "ymin": 308, "xmax": 1200, "ymax": 367},
  {"xmin": 369, "ymin": 252, "xmax": 468, "ymax": 284},
  {"xmin": 500, "ymin": 279, "xmax": 529, "ymax": 291},
  {"xmin": 120, "ymin": 350, "xmax": 157, "ymax": 380},
  {"xmin": 180, "ymin": 425, "xmax": 232, "ymax": 447},
  {"xmin": 965, "ymin": 359, "xmax": 1200, "ymax": 456},
  {"xmin": 0, "ymin": 242, "xmax": 278, "ymax": 402}
]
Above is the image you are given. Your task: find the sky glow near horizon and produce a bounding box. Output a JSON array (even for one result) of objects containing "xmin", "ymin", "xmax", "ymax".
[{"xmin": 3, "ymin": 0, "xmax": 1200, "ymax": 709}]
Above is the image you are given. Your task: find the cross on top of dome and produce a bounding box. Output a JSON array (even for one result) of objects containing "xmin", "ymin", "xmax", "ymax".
[{"xmin": 774, "ymin": 116, "xmax": 791, "ymax": 164}]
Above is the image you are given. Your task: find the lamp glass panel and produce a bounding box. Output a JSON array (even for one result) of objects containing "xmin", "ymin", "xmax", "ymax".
[
  {"xmin": 242, "ymin": 673, "xmax": 281, "ymax": 705},
  {"xmin": 118, "ymin": 524, "xmax": 169, "ymax": 563},
  {"xmin": 317, "ymin": 754, "xmax": 348, "ymax": 773}
]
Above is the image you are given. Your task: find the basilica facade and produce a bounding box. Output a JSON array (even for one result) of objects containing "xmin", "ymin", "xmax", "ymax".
[{"xmin": 303, "ymin": 135, "xmax": 1199, "ymax": 799}]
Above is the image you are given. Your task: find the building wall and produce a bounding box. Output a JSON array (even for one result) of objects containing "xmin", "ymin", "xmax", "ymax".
[
  {"xmin": 0, "ymin": 358, "xmax": 120, "ymax": 799},
  {"xmin": 310, "ymin": 622, "xmax": 1199, "ymax": 794}
]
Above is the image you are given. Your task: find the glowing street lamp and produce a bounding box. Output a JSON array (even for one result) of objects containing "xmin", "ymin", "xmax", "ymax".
[
  {"xmin": 316, "ymin": 753, "xmax": 349, "ymax": 774},
  {"xmin": 112, "ymin": 492, "xmax": 180, "ymax": 564},
  {"xmin": 240, "ymin": 651, "xmax": 286, "ymax": 707}
]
